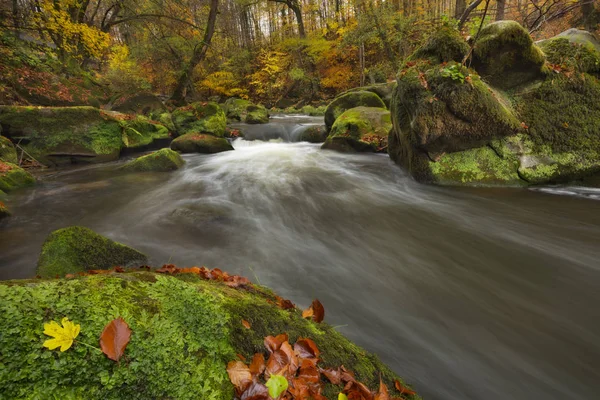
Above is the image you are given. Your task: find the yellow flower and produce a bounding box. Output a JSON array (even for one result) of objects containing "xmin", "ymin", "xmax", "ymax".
[{"xmin": 43, "ymin": 317, "xmax": 81, "ymax": 352}]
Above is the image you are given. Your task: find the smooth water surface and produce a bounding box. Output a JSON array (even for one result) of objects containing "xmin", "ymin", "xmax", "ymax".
[{"xmin": 1, "ymin": 118, "xmax": 600, "ymax": 400}]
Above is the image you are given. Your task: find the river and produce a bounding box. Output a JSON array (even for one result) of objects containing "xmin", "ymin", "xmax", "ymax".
[{"xmin": 1, "ymin": 115, "xmax": 599, "ymax": 400}]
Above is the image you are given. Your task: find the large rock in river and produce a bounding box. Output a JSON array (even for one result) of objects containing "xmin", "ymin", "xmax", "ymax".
[
  {"xmin": 121, "ymin": 115, "xmax": 171, "ymax": 149},
  {"xmin": 171, "ymin": 133, "xmax": 233, "ymax": 154},
  {"xmin": 389, "ymin": 22, "xmax": 600, "ymax": 186},
  {"xmin": 222, "ymin": 98, "xmax": 269, "ymax": 124},
  {"xmin": 0, "ymin": 106, "xmax": 124, "ymax": 165},
  {"xmin": 324, "ymin": 91, "xmax": 386, "ymax": 132},
  {"xmin": 172, "ymin": 102, "xmax": 226, "ymax": 137},
  {"xmin": 120, "ymin": 148, "xmax": 185, "ymax": 172},
  {"xmin": 323, "ymin": 107, "xmax": 392, "ymax": 153},
  {"xmin": 37, "ymin": 226, "xmax": 147, "ymax": 278},
  {"xmin": 0, "ymin": 271, "xmax": 419, "ymax": 399}
]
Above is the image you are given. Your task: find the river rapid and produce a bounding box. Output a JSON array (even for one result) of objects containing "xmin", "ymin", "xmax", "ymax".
[{"xmin": 1, "ymin": 115, "xmax": 599, "ymax": 400}]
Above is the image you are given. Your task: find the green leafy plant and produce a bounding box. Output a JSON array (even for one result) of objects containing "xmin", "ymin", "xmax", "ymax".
[{"xmin": 441, "ymin": 64, "xmax": 467, "ymax": 83}]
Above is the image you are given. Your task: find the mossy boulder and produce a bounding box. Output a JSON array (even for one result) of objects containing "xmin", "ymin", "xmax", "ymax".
[
  {"xmin": 0, "ymin": 106, "xmax": 123, "ymax": 165},
  {"xmin": 171, "ymin": 133, "xmax": 234, "ymax": 154},
  {"xmin": 223, "ymin": 98, "xmax": 270, "ymax": 124},
  {"xmin": 172, "ymin": 102, "xmax": 227, "ymax": 137},
  {"xmin": 120, "ymin": 148, "xmax": 185, "ymax": 173},
  {"xmin": 409, "ymin": 25, "xmax": 470, "ymax": 64},
  {"xmin": 36, "ymin": 226, "xmax": 147, "ymax": 278},
  {"xmin": 245, "ymin": 104, "xmax": 270, "ymax": 124},
  {"xmin": 111, "ymin": 92, "xmax": 167, "ymax": 116},
  {"xmin": 297, "ymin": 125, "xmax": 328, "ymax": 143},
  {"xmin": 472, "ymin": 20, "xmax": 546, "ymax": 89},
  {"xmin": 556, "ymin": 28, "xmax": 600, "ymax": 52},
  {"xmin": 324, "ymin": 91, "xmax": 386, "ymax": 132},
  {"xmin": 0, "ymin": 272, "xmax": 420, "ymax": 400},
  {"xmin": 538, "ymin": 34, "xmax": 600, "ymax": 74},
  {"xmin": 121, "ymin": 115, "xmax": 170, "ymax": 149},
  {"xmin": 0, "ymin": 135, "xmax": 18, "ymax": 164},
  {"xmin": 340, "ymin": 82, "xmax": 397, "ymax": 108},
  {"xmin": 0, "ymin": 161, "xmax": 35, "ymax": 193},
  {"xmin": 323, "ymin": 107, "xmax": 391, "ymax": 153}
]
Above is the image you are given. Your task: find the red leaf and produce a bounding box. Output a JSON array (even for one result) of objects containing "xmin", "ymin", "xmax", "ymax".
[
  {"xmin": 249, "ymin": 353, "xmax": 266, "ymax": 377},
  {"xmin": 310, "ymin": 299, "xmax": 325, "ymax": 323},
  {"xmin": 99, "ymin": 317, "xmax": 132, "ymax": 362},
  {"xmin": 394, "ymin": 379, "xmax": 416, "ymax": 396},
  {"xmin": 227, "ymin": 360, "xmax": 252, "ymax": 393}
]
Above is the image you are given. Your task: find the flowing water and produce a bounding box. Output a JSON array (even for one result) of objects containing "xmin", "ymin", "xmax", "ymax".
[{"xmin": 1, "ymin": 115, "xmax": 600, "ymax": 400}]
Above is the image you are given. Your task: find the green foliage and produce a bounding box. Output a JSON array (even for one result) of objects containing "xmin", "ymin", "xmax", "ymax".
[
  {"xmin": 266, "ymin": 375, "xmax": 288, "ymax": 398},
  {"xmin": 441, "ymin": 64, "xmax": 466, "ymax": 83},
  {"xmin": 36, "ymin": 226, "xmax": 147, "ymax": 278}
]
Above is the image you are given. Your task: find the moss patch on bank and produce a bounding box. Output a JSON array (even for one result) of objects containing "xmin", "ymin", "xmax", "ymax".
[
  {"xmin": 119, "ymin": 148, "xmax": 185, "ymax": 173},
  {"xmin": 0, "ymin": 272, "xmax": 419, "ymax": 400},
  {"xmin": 37, "ymin": 226, "xmax": 147, "ymax": 278},
  {"xmin": 0, "ymin": 161, "xmax": 35, "ymax": 193}
]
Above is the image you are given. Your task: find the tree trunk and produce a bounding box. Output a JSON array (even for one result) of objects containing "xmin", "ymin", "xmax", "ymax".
[
  {"xmin": 170, "ymin": 0, "xmax": 219, "ymax": 105},
  {"xmin": 455, "ymin": 0, "xmax": 466, "ymax": 18},
  {"xmin": 291, "ymin": 2, "xmax": 306, "ymax": 38},
  {"xmin": 582, "ymin": 0, "xmax": 596, "ymax": 31},
  {"xmin": 458, "ymin": 0, "xmax": 484, "ymax": 29},
  {"xmin": 496, "ymin": 0, "xmax": 506, "ymax": 21}
]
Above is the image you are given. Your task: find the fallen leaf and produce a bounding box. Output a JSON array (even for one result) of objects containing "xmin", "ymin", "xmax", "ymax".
[
  {"xmin": 294, "ymin": 337, "xmax": 320, "ymax": 359},
  {"xmin": 264, "ymin": 333, "xmax": 289, "ymax": 353},
  {"xmin": 227, "ymin": 360, "xmax": 252, "ymax": 393},
  {"xmin": 249, "ymin": 353, "xmax": 266, "ymax": 377},
  {"xmin": 43, "ymin": 317, "xmax": 80, "ymax": 352},
  {"xmin": 394, "ymin": 379, "xmax": 416, "ymax": 396},
  {"xmin": 321, "ymin": 367, "xmax": 342, "ymax": 385},
  {"xmin": 99, "ymin": 317, "xmax": 132, "ymax": 362},
  {"xmin": 242, "ymin": 319, "xmax": 252, "ymax": 329},
  {"xmin": 237, "ymin": 353, "xmax": 247, "ymax": 361},
  {"xmin": 374, "ymin": 378, "xmax": 390, "ymax": 400},
  {"xmin": 241, "ymin": 381, "xmax": 269, "ymax": 400},
  {"xmin": 266, "ymin": 374, "xmax": 289, "ymax": 398},
  {"xmin": 266, "ymin": 349, "xmax": 291, "ymax": 377}
]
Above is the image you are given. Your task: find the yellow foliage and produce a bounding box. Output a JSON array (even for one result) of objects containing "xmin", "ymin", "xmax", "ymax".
[
  {"xmin": 43, "ymin": 317, "xmax": 80, "ymax": 352},
  {"xmin": 198, "ymin": 71, "xmax": 248, "ymax": 97}
]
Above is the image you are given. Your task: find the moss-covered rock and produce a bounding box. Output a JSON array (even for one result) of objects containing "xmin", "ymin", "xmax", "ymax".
[
  {"xmin": 472, "ymin": 21, "xmax": 546, "ymax": 89},
  {"xmin": 111, "ymin": 92, "xmax": 167, "ymax": 116},
  {"xmin": 340, "ymin": 82, "xmax": 398, "ymax": 108},
  {"xmin": 244, "ymin": 104, "xmax": 270, "ymax": 124},
  {"xmin": 121, "ymin": 115, "xmax": 170, "ymax": 149},
  {"xmin": 0, "ymin": 135, "xmax": 18, "ymax": 164},
  {"xmin": 36, "ymin": 226, "xmax": 147, "ymax": 278},
  {"xmin": 409, "ymin": 25, "xmax": 470, "ymax": 64},
  {"xmin": 556, "ymin": 28, "xmax": 600, "ymax": 52},
  {"xmin": 0, "ymin": 272, "xmax": 420, "ymax": 400},
  {"xmin": 119, "ymin": 148, "xmax": 185, "ymax": 173},
  {"xmin": 297, "ymin": 125, "xmax": 328, "ymax": 143},
  {"xmin": 0, "ymin": 106, "xmax": 123, "ymax": 165},
  {"xmin": 171, "ymin": 133, "xmax": 234, "ymax": 154},
  {"xmin": 324, "ymin": 91, "xmax": 386, "ymax": 132},
  {"xmin": 323, "ymin": 107, "xmax": 391, "ymax": 152},
  {"xmin": 156, "ymin": 112, "xmax": 176, "ymax": 132},
  {"xmin": 172, "ymin": 102, "xmax": 227, "ymax": 137},
  {"xmin": 538, "ymin": 36, "xmax": 600, "ymax": 74},
  {"xmin": 0, "ymin": 161, "xmax": 35, "ymax": 193}
]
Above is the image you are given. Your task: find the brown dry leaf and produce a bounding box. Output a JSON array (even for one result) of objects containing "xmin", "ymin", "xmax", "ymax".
[
  {"xmin": 394, "ymin": 379, "xmax": 416, "ymax": 396},
  {"xmin": 242, "ymin": 319, "xmax": 251, "ymax": 329},
  {"xmin": 264, "ymin": 333, "xmax": 289, "ymax": 353},
  {"xmin": 227, "ymin": 360, "xmax": 252, "ymax": 393},
  {"xmin": 302, "ymin": 307, "xmax": 313, "ymax": 319},
  {"xmin": 237, "ymin": 353, "xmax": 246, "ymax": 361},
  {"xmin": 320, "ymin": 367, "xmax": 342, "ymax": 384},
  {"xmin": 294, "ymin": 337, "xmax": 320, "ymax": 359},
  {"xmin": 249, "ymin": 353, "xmax": 266, "ymax": 377},
  {"xmin": 266, "ymin": 348, "xmax": 291, "ymax": 377},
  {"xmin": 240, "ymin": 381, "xmax": 269, "ymax": 400},
  {"xmin": 276, "ymin": 296, "xmax": 295, "ymax": 310},
  {"xmin": 374, "ymin": 378, "xmax": 390, "ymax": 400},
  {"xmin": 280, "ymin": 341, "xmax": 299, "ymax": 375},
  {"xmin": 155, "ymin": 264, "xmax": 178, "ymax": 274},
  {"xmin": 99, "ymin": 317, "xmax": 132, "ymax": 362}
]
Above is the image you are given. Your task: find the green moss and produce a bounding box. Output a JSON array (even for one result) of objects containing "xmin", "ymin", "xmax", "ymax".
[
  {"xmin": 325, "ymin": 91, "xmax": 386, "ymax": 132},
  {"xmin": 0, "ymin": 161, "xmax": 35, "ymax": 193},
  {"xmin": 156, "ymin": 112, "xmax": 176, "ymax": 132},
  {"xmin": 36, "ymin": 226, "xmax": 147, "ymax": 278},
  {"xmin": 538, "ymin": 37, "xmax": 600, "ymax": 73},
  {"xmin": 245, "ymin": 105, "xmax": 269, "ymax": 124},
  {"xmin": 340, "ymin": 83, "xmax": 398, "ymax": 108},
  {"xmin": 0, "ymin": 135, "xmax": 17, "ymax": 164},
  {"xmin": 323, "ymin": 107, "xmax": 391, "ymax": 152},
  {"xmin": 119, "ymin": 148, "xmax": 185, "ymax": 173},
  {"xmin": 298, "ymin": 125, "xmax": 327, "ymax": 143},
  {"xmin": 429, "ymin": 146, "xmax": 523, "ymax": 186},
  {"xmin": 121, "ymin": 116, "xmax": 170, "ymax": 149},
  {"xmin": 409, "ymin": 26, "xmax": 469, "ymax": 64},
  {"xmin": 0, "ymin": 273, "xmax": 419, "ymax": 400},
  {"xmin": 171, "ymin": 133, "xmax": 234, "ymax": 154},
  {"xmin": 300, "ymin": 105, "xmax": 327, "ymax": 116},
  {"xmin": 0, "ymin": 106, "xmax": 123, "ymax": 165},
  {"xmin": 472, "ymin": 21, "xmax": 546, "ymax": 89},
  {"xmin": 222, "ymin": 98, "xmax": 252, "ymax": 121},
  {"xmin": 172, "ymin": 102, "xmax": 227, "ymax": 137}
]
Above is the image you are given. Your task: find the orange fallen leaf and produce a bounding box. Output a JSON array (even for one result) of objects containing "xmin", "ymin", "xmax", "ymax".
[
  {"xmin": 242, "ymin": 319, "xmax": 252, "ymax": 329},
  {"xmin": 264, "ymin": 333, "xmax": 288, "ymax": 353},
  {"xmin": 227, "ymin": 360, "xmax": 252, "ymax": 394},
  {"xmin": 99, "ymin": 317, "xmax": 132, "ymax": 362},
  {"xmin": 249, "ymin": 353, "xmax": 266, "ymax": 377},
  {"xmin": 394, "ymin": 379, "xmax": 416, "ymax": 396}
]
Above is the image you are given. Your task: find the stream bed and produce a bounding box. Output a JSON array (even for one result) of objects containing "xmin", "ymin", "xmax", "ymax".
[{"xmin": 1, "ymin": 116, "xmax": 600, "ymax": 400}]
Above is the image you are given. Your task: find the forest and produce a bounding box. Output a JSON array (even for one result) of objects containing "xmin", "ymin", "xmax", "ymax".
[{"xmin": 1, "ymin": 0, "xmax": 600, "ymax": 399}]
